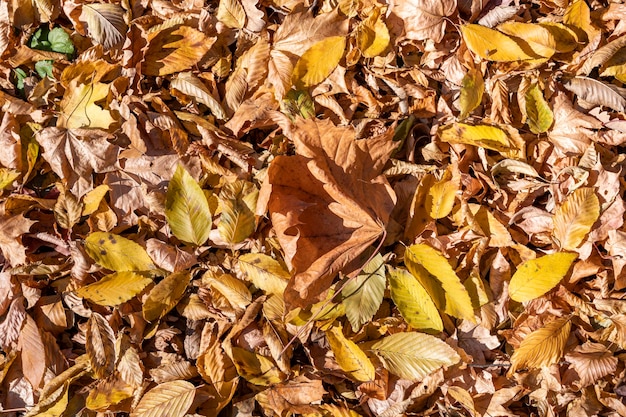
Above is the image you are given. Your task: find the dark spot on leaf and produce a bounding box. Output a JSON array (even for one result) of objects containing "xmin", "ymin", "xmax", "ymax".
[
  {"xmin": 99, "ymin": 239, "xmax": 106, "ymax": 245},
  {"xmin": 100, "ymin": 250, "xmax": 107, "ymax": 255}
]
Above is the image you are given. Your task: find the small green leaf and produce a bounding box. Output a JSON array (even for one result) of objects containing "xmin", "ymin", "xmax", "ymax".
[
  {"xmin": 165, "ymin": 165, "xmax": 213, "ymax": 246},
  {"xmin": 35, "ymin": 60, "xmax": 54, "ymax": 78},
  {"xmin": 342, "ymin": 254, "xmax": 386, "ymax": 332}
]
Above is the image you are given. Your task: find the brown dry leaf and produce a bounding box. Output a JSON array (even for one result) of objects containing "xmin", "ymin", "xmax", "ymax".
[
  {"xmin": 17, "ymin": 314, "xmax": 46, "ymax": 390},
  {"xmin": 86, "ymin": 312, "xmax": 116, "ymax": 379},
  {"xmin": 0, "ymin": 213, "xmax": 36, "ymax": 266},
  {"xmin": 391, "ymin": 0, "xmax": 457, "ymax": 43},
  {"xmin": 564, "ymin": 342, "xmax": 618, "ymax": 388},
  {"xmin": 262, "ymin": 118, "xmax": 396, "ymax": 307},
  {"xmin": 258, "ymin": 374, "xmax": 325, "ymax": 416}
]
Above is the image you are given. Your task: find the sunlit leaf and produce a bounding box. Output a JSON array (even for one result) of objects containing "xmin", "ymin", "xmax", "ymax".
[
  {"xmin": 405, "ymin": 244, "xmax": 475, "ymax": 321},
  {"xmin": 370, "ymin": 332, "xmax": 460, "ymax": 380},
  {"xmin": 326, "ymin": 326, "xmax": 375, "ymax": 382},
  {"xmin": 217, "ymin": 180, "xmax": 258, "ymax": 244},
  {"xmin": 388, "ymin": 267, "xmax": 443, "ymax": 332},
  {"xmin": 292, "ymin": 36, "xmax": 346, "ymax": 89},
  {"xmin": 76, "ymin": 271, "xmax": 153, "ymax": 306},
  {"xmin": 509, "ymin": 316, "xmax": 571, "ymax": 374},
  {"xmin": 459, "ymin": 68, "xmax": 484, "ymax": 119},
  {"xmin": 86, "ymin": 312, "xmax": 116, "ymax": 379},
  {"xmin": 130, "ymin": 380, "xmax": 196, "ymax": 417},
  {"xmin": 341, "ymin": 254, "xmax": 385, "ymax": 332},
  {"xmin": 497, "ymin": 22, "xmax": 557, "ymax": 58},
  {"xmin": 165, "ymin": 165, "xmax": 212, "ymax": 247},
  {"xmin": 84, "ymin": 232, "xmax": 155, "ymax": 272},
  {"xmin": 217, "ymin": 0, "xmax": 246, "ymax": 29},
  {"xmin": 143, "ymin": 271, "xmax": 191, "ymax": 322},
  {"xmin": 170, "ymin": 72, "xmax": 227, "ymax": 120},
  {"xmin": 80, "ymin": 3, "xmax": 127, "ymax": 49},
  {"xmin": 509, "ymin": 252, "xmax": 577, "ymax": 302},
  {"xmin": 438, "ymin": 123, "xmax": 520, "ymax": 156},
  {"xmin": 230, "ymin": 347, "xmax": 284, "ymax": 386},
  {"xmin": 553, "ymin": 187, "xmax": 600, "ymax": 251},
  {"xmin": 356, "ymin": 8, "xmax": 389, "ymax": 58},
  {"xmin": 461, "ymin": 24, "xmax": 540, "ymax": 61},
  {"xmin": 237, "ymin": 253, "xmax": 290, "ymax": 295},
  {"xmin": 525, "ymin": 83, "xmax": 554, "ymax": 134},
  {"xmin": 58, "ymin": 81, "xmax": 115, "ymax": 129},
  {"xmin": 426, "ymin": 174, "xmax": 457, "ymax": 220}
]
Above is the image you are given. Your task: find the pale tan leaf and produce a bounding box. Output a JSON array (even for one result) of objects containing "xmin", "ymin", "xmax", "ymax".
[
  {"xmin": 0, "ymin": 297, "xmax": 26, "ymax": 350},
  {"xmin": 18, "ymin": 314, "xmax": 46, "ymax": 389},
  {"xmin": 565, "ymin": 342, "xmax": 618, "ymax": 388},
  {"xmin": 170, "ymin": 73, "xmax": 227, "ymax": 120},
  {"xmin": 564, "ymin": 76, "xmax": 626, "ymax": 113},
  {"xmin": 553, "ymin": 188, "xmax": 600, "ymax": 251},
  {"xmin": 509, "ymin": 316, "xmax": 571, "ymax": 374},
  {"xmin": 86, "ymin": 312, "xmax": 116, "ymax": 379},
  {"xmin": 217, "ymin": 0, "xmax": 245, "ymax": 29},
  {"xmin": 80, "ymin": 3, "xmax": 127, "ymax": 49},
  {"xmin": 130, "ymin": 380, "xmax": 196, "ymax": 417},
  {"xmin": 392, "ymin": 0, "xmax": 457, "ymax": 43}
]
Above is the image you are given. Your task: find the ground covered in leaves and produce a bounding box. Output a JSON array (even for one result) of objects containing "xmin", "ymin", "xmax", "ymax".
[{"xmin": 2, "ymin": 0, "xmax": 626, "ymax": 415}]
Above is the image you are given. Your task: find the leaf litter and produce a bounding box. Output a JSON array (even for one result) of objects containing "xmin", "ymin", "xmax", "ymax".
[{"xmin": 1, "ymin": 0, "xmax": 626, "ymax": 416}]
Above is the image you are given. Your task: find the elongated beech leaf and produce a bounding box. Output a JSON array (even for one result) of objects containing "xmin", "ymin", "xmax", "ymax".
[
  {"xmin": 564, "ymin": 76, "xmax": 626, "ymax": 113},
  {"xmin": 143, "ymin": 271, "xmax": 191, "ymax": 322},
  {"xmin": 388, "ymin": 267, "xmax": 443, "ymax": 332},
  {"xmin": 342, "ymin": 254, "xmax": 386, "ymax": 332},
  {"xmin": 217, "ymin": 180, "xmax": 258, "ymax": 244},
  {"xmin": 405, "ymin": 244, "xmax": 475, "ymax": 321},
  {"xmin": 553, "ymin": 187, "xmax": 600, "ymax": 251},
  {"xmin": 370, "ymin": 332, "xmax": 460, "ymax": 380},
  {"xmin": 509, "ymin": 252, "xmax": 577, "ymax": 302},
  {"xmin": 292, "ymin": 36, "xmax": 346, "ymax": 89},
  {"xmin": 84, "ymin": 232, "xmax": 155, "ymax": 272},
  {"xmin": 509, "ymin": 316, "xmax": 571, "ymax": 374},
  {"xmin": 525, "ymin": 83, "xmax": 554, "ymax": 134},
  {"xmin": 497, "ymin": 22, "xmax": 557, "ymax": 58},
  {"xmin": 326, "ymin": 326, "xmax": 375, "ymax": 382},
  {"xmin": 438, "ymin": 123, "xmax": 517, "ymax": 155},
  {"xmin": 76, "ymin": 272, "xmax": 153, "ymax": 306},
  {"xmin": 459, "ymin": 68, "xmax": 484, "ymax": 119},
  {"xmin": 461, "ymin": 24, "xmax": 539, "ymax": 61},
  {"xmin": 131, "ymin": 380, "xmax": 195, "ymax": 417},
  {"xmin": 165, "ymin": 165, "xmax": 212, "ymax": 246},
  {"xmin": 237, "ymin": 253, "xmax": 290, "ymax": 295}
]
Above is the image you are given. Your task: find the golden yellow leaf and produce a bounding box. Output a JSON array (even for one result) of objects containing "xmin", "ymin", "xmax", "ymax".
[
  {"xmin": 230, "ymin": 347, "xmax": 285, "ymax": 386},
  {"xmin": 405, "ymin": 244, "xmax": 475, "ymax": 321},
  {"xmin": 205, "ymin": 273, "xmax": 251, "ymax": 310},
  {"xmin": 459, "ymin": 68, "xmax": 484, "ymax": 119},
  {"xmin": 0, "ymin": 169, "xmax": 20, "ymax": 190},
  {"xmin": 553, "ymin": 187, "xmax": 600, "ymax": 251},
  {"xmin": 130, "ymin": 380, "xmax": 196, "ymax": 417},
  {"xmin": 356, "ymin": 7, "xmax": 390, "ymax": 58},
  {"xmin": 509, "ymin": 252, "xmax": 577, "ymax": 302},
  {"xmin": 26, "ymin": 382, "xmax": 70, "ymax": 417},
  {"xmin": 76, "ymin": 271, "xmax": 153, "ymax": 306},
  {"xmin": 84, "ymin": 232, "xmax": 155, "ymax": 272},
  {"xmin": 236, "ymin": 253, "xmax": 290, "ymax": 295},
  {"xmin": 86, "ymin": 376, "xmax": 135, "ymax": 411},
  {"xmin": 497, "ymin": 22, "xmax": 557, "ymax": 58},
  {"xmin": 467, "ymin": 204, "xmax": 514, "ymax": 247},
  {"xmin": 370, "ymin": 332, "xmax": 460, "ymax": 380},
  {"xmin": 461, "ymin": 24, "xmax": 539, "ymax": 61},
  {"xmin": 426, "ymin": 174, "xmax": 458, "ymax": 220},
  {"xmin": 388, "ymin": 267, "xmax": 443, "ymax": 332},
  {"xmin": 525, "ymin": 83, "xmax": 554, "ymax": 134},
  {"xmin": 217, "ymin": 180, "xmax": 258, "ymax": 244},
  {"xmin": 217, "ymin": 0, "xmax": 246, "ymax": 29},
  {"xmin": 326, "ymin": 326, "xmax": 375, "ymax": 382},
  {"xmin": 564, "ymin": 0, "xmax": 595, "ymax": 42},
  {"xmin": 143, "ymin": 271, "xmax": 191, "ymax": 322},
  {"xmin": 165, "ymin": 165, "xmax": 212, "ymax": 247},
  {"xmin": 58, "ymin": 81, "xmax": 115, "ymax": 129},
  {"xmin": 292, "ymin": 36, "xmax": 346, "ymax": 89},
  {"xmin": 82, "ymin": 184, "xmax": 110, "ymax": 216},
  {"xmin": 438, "ymin": 123, "xmax": 520, "ymax": 157},
  {"xmin": 509, "ymin": 316, "xmax": 571, "ymax": 374},
  {"xmin": 539, "ymin": 22, "xmax": 579, "ymax": 53}
]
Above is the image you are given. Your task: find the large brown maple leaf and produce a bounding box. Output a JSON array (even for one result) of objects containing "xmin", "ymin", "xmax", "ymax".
[{"xmin": 261, "ymin": 119, "xmax": 397, "ymax": 308}]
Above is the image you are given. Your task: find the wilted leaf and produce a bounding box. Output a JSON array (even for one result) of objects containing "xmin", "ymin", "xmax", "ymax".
[
  {"xmin": 342, "ymin": 254, "xmax": 386, "ymax": 332},
  {"xmin": 553, "ymin": 188, "xmax": 600, "ymax": 251},
  {"xmin": 509, "ymin": 316, "xmax": 571, "ymax": 374},
  {"xmin": 76, "ymin": 271, "xmax": 153, "ymax": 306},
  {"xmin": 165, "ymin": 165, "xmax": 212, "ymax": 247},
  {"xmin": 131, "ymin": 380, "xmax": 195, "ymax": 417},
  {"xmin": 143, "ymin": 271, "xmax": 191, "ymax": 322},
  {"xmin": 370, "ymin": 332, "xmax": 460, "ymax": 380},
  {"xmin": 388, "ymin": 267, "xmax": 443, "ymax": 332},
  {"xmin": 84, "ymin": 232, "xmax": 155, "ymax": 272},
  {"xmin": 509, "ymin": 252, "xmax": 577, "ymax": 302},
  {"xmin": 405, "ymin": 244, "xmax": 475, "ymax": 321},
  {"xmin": 86, "ymin": 312, "xmax": 116, "ymax": 379},
  {"xmin": 461, "ymin": 24, "xmax": 540, "ymax": 61},
  {"xmin": 564, "ymin": 76, "xmax": 626, "ymax": 113},
  {"xmin": 18, "ymin": 314, "xmax": 46, "ymax": 389},
  {"xmin": 459, "ymin": 68, "xmax": 484, "ymax": 119},
  {"xmin": 525, "ymin": 83, "xmax": 554, "ymax": 134},
  {"xmin": 170, "ymin": 72, "xmax": 227, "ymax": 120},
  {"xmin": 292, "ymin": 36, "xmax": 346, "ymax": 89}
]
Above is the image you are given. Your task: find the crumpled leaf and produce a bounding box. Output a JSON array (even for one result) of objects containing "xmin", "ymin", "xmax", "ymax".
[
  {"xmin": 392, "ymin": 0, "xmax": 457, "ymax": 43},
  {"xmin": 261, "ymin": 118, "xmax": 397, "ymax": 308},
  {"xmin": 0, "ymin": 213, "xmax": 36, "ymax": 266}
]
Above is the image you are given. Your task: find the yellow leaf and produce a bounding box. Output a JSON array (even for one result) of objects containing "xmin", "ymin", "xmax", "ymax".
[
  {"xmin": 509, "ymin": 252, "xmax": 577, "ymax": 302},
  {"xmin": 143, "ymin": 24, "xmax": 214, "ymax": 76},
  {"xmin": 461, "ymin": 24, "xmax": 539, "ymax": 61},
  {"xmin": 525, "ymin": 83, "xmax": 554, "ymax": 134},
  {"xmin": 370, "ymin": 332, "xmax": 460, "ymax": 380},
  {"xmin": 438, "ymin": 123, "xmax": 522, "ymax": 157},
  {"xmin": 82, "ymin": 184, "xmax": 110, "ymax": 216},
  {"xmin": 467, "ymin": 204, "xmax": 514, "ymax": 247},
  {"xmin": 27, "ymin": 382, "xmax": 70, "ymax": 417},
  {"xmin": 405, "ymin": 244, "xmax": 475, "ymax": 322},
  {"xmin": 539, "ymin": 22, "xmax": 579, "ymax": 53},
  {"xmin": 165, "ymin": 165, "xmax": 212, "ymax": 246},
  {"xmin": 326, "ymin": 326, "xmax": 375, "ymax": 382},
  {"xmin": 292, "ymin": 36, "xmax": 346, "ymax": 89},
  {"xmin": 497, "ymin": 22, "xmax": 557, "ymax": 58},
  {"xmin": 0, "ymin": 168, "xmax": 20, "ymax": 190},
  {"xmin": 58, "ymin": 81, "xmax": 115, "ymax": 129},
  {"xmin": 553, "ymin": 187, "xmax": 600, "ymax": 251},
  {"xmin": 459, "ymin": 68, "xmax": 484, "ymax": 119},
  {"xmin": 76, "ymin": 271, "xmax": 153, "ymax": 306},
  {"xmin": 143, "ymin": 271, "xmax": 191, "ymax": 322},
  {"xmin": 217, "ymin": 0, "xmax": 246, "ymax": 29},
  {"xmin": 426, "ymin": 174, "xmax": 458, "ymax": 220},
  {"xmin": 217, "ymin": 180, "xmax": 258, "ymax": 244},
  {"xmin": 84, "ymin": 232, "xmax": 155, "ymax": 272},
  {"xmin": 205, "ymin": 273, "xmax": 251, "ymax": 310},
  {"xmin": 341, "ymin": 254, "xmax": 386, "ymax": 332},
  {"xmin": 230, "ymin": 347, "xmax": 285, "ymax": 386},
  {"xmin": 86, "ymin": 376, "xmax": 135, "ymax": 411},
  {"xmin": 509, "ymin": 316, "xmax": 571, "ymax": 374},
  {"xmin": 236, "ymin": 253, "xmax": 290, "ymax": 295},
  {"xmin": 130, "ymin": 380, "xmax": 196, "ymax": 417},
  {"xmin": 388, "ymin": 267, "xmax": 443, "ymax": 333},
  {"xmin": 564, "ymin": 0, "xmax": 595, "ymax": 42},
  {"xmin": 356, "ymin": 8, "xmax": 390, "ymax": 58}
]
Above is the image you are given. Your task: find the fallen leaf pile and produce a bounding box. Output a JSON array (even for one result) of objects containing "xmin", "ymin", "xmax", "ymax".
[{"xmin": 2, "ymin": 0, "xmax": 626, "ymax": 415}]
